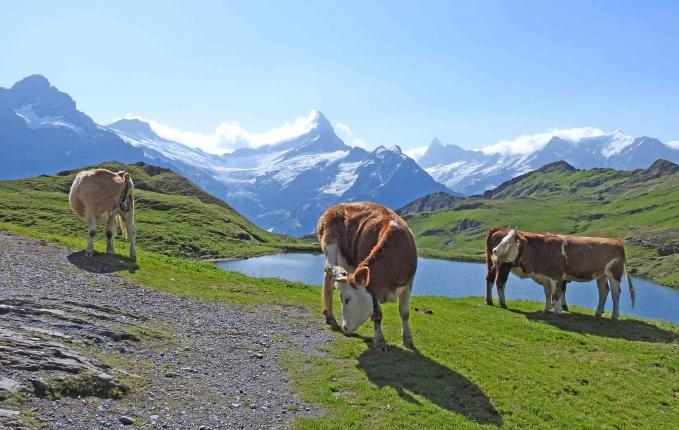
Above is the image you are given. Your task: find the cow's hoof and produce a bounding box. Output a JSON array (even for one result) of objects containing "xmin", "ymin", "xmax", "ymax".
[
  {"xmin": 106, "ymin": 249, "xmax": 114, "ymax": 255},
  {"xmin": 543, "ymin": 308, "xmax": 552, "ymax": 314},
  {"xmin": 130, "ymin": 254, "xmax": 137, "ymax": 262},
  {"xmin": 500, "ymin": 302, "xmax": 508, "ymax": 309},
  {"xmin": 562, "ymin": 304, "xmax": 569, "ymax": 312},
  {"xmin": 595, "ymin": 312, "xmax": 603, "ymax": 318},
  {"xmin": 85, "ymin": 250, "xmax": 94, "ymax": 258},
  {"xmin": 372, "ymin": 339, "xmax": 386, "ymax": 352},
  {"xmin": 402, "ymin": 337, "xmax": 415, "ymax": 350},
  {"xmin": 611, "ymin": 314, "xmax": 619, "ymax": 321},
  {"xmin": 325, "ymin": 315, "xmax": 337, "ymax": 326},
  {"xmin": 485, "ymin": 299, "xmax": 494, "ymax": 306}
]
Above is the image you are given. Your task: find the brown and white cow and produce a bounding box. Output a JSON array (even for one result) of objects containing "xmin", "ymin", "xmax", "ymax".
[
  {"xmin": 486, "ymin": 227, "xmax": 636, "ymax": 320},
  {"xmin": 317, "ymin": 202, "xmax": 417, "ymax": 351},
  {"xmin": 69, "ymin": 169, "xmax": 136, "ymax": 261}
]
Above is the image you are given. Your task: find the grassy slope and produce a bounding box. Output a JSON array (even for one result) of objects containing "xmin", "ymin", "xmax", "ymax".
[
  {"xmin": 2, "ymin": 223, "xmax": 678, "ymax": 429},
  {"xmin": 0, "ymin": 162, "xmax": 313, "ymax": 259},
  {"xmin": 2, "ymin": 165, "xmax": 678, "ymax": 428},
  {"xmin": 403, "ymin": 162, "xmax": 679, "ymax": 287}
]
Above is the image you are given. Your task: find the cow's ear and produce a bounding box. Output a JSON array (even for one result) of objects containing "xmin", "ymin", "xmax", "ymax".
[
  {"xmin": 122, "ymin": 172, "xmax": 130, "ymax": 182},
  {"xmin": 351, "ymin": 266, "xmax": 370, "ymax": 289}
]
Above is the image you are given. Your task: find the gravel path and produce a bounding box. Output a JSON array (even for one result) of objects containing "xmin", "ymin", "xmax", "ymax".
[{"xmin": 0, "ymin": 231, "xmax": 330, "ymax": 429}]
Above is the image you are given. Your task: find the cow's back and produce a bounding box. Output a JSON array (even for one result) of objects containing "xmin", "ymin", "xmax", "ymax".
[
  {"xmin": 317, "ymin": 202, "xmax": 417, "ymax": 295},
  {"xmin": 69, "ymin": 169, "xmax": 124, "ymax": 218},
  {"xmin": 563, "ymin": 235, "xmax": 625, "ymax": 279}
]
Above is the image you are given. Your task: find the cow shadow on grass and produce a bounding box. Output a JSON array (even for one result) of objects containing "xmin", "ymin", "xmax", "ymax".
[
  {"xmin": 67, "ymin": 251, "xmax": 138, "ymax": 274},
  {"xmin": 357, "ymin": 343, "xmax": 502, "ymax": 426},
  {"xmin": 509, "ymin": 309, "xmax": 679, "ymax": 343}
]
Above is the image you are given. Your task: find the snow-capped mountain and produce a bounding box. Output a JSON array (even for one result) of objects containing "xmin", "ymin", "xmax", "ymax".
[
  {"xmin": 0, "ymin": 75, "xmax": 146, "ymax": 178},
  {"xmin": 109, "ymin": 112, "xmax": 451, "ymax": 235},
  {"xmin": 419, "ymin": 131, "xmax": 679, "ymax": 195}
]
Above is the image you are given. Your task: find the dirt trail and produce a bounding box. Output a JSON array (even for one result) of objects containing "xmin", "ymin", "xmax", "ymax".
[{"xmin": 0, "ymin": 231, "xmax": 329, "ymax": 429}]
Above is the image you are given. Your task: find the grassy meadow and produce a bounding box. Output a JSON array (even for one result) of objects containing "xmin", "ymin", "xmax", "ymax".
[
  {"xmin": 402, "ymin": 161, "xmax": 679, "ymax": 288},
  {"xmin": 2, "ymin": 161, "xmax": 679, "ymax": 428}
]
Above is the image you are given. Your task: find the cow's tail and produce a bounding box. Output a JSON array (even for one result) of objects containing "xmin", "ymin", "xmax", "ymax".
[{"xmin": 624, "ymin": 263, "xmax": 637, "ymax": 307}]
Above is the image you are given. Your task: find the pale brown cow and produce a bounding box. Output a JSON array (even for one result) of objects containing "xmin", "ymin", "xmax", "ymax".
[
  {"xmin": 317, "ymin": 202, "xmax": 417, "ymax": 351},
  {"xmin": 488, "ymin": 228, "xmax": 636, "ymax": 319},
  {"xmin": 69, "ymin": 169, "xmax": 136, "ymax": 261}
]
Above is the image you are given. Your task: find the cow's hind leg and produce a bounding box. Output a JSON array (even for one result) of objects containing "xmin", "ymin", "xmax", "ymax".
[
  {"xmin": 595, "ymin": 278, "xmax": 609, "ymax": 317},
  {"xmin": 399, "ymin": 283, "xmax": 414, "ymax": 349},
  {"xmin": 120, "ymin": 210, "xmax": 136, "ymax": 261},
  {"xmin": 609, "ymin": 276, "xmax": 622, "ymax": 320},
  {"xmin": 105, "ymin": 215, "xmax": 116, "ymax": 254},
  {"xmin": 561, "ymin": 281, "xmax": 569, "ymax": 311},
  {"xmin": 85, "ymin": 214, "xmax": 97, "ymax": 257}
]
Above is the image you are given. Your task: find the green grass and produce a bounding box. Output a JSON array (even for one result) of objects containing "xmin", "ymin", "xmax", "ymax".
[
  {"xmin": 2, "ymin": 164, "xmax": 679, "ymax": 429},
  {"xmin": 403, "ymin": 163, "xmax": 679, "ymax": 288},
  {"xmin": 0, "ymin": 162, "xmax": 313, "ymax": 259},
  {"xmin": 3, "ymin": 223, "xmax": 679, "ymax": 429}
]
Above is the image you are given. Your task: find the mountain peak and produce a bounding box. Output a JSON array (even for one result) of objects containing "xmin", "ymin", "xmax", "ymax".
[
  {"xmin": 430, "ymin": 138, "xmax": 444, "ymax": 148},
  {"xmin": 12, "ymin": 74, "xmax": 51, "ymax": 91},
  {"xmin": 108, "ymin": 118, "xmax": 157, "ymax": 138},
  {"xmin": 537, "ymin": 160, "xmax": 577, "ymax": 174}
]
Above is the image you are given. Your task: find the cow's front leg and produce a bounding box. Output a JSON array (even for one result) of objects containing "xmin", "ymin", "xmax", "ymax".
[
  {"xmin": 542, "ymin": 282, "xmax": 553, "ymax": 313},
  {"xmin": 551, "ymin": 279, "xmax": 563, "ymax": 316},
  {"xmin": 485, "ymin": 264, "xmax": 496, "ymax": 305},
  {"xmin": 372, "ymin": 304, "xmax": 386, "ymax": 352},
  {"xmin": 496, "ymin": 264, "xmax": 510, "ymax": 309},
  {"xmin": 322, "ymin": 268, "xmax": 336, "ymax": 325},
  {"xmin": 399, "ymin": 284, "xmax": 414, "ymax": 349}
]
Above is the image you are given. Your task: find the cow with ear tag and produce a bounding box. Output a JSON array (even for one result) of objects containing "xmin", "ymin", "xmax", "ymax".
[{"xmin": 317, "ymin": 202, "xmax": 418, "ymax": 351}]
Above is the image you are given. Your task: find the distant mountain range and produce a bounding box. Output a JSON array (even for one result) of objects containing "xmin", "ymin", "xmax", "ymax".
[
  {"xmin": 0, "ymin": 75, "xmax": 449, "ymax": 235},
  {"xmin": 2, "ymin": 74, "xmax": 678, "ymax": 235},
  {"xmin": 418, "ymin": 133, "xmax": 679, "ymax": 195},
  {"xmin": 109, "ymin": 113, "xmax": 451, "ymax": 235}
]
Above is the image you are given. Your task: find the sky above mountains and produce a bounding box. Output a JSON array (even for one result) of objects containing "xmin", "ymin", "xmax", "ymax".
[{"xmin": 2, "ymin": 1, "xmax": 679, "ymax": 154}]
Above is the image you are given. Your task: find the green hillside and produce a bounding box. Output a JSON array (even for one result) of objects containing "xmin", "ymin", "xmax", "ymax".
[
  {"xmin": 0, "ymin": 161, "xmax": 312, "ymax": 259},
  {"xmin": 401, "ymin": 160, "xmax": 679, "ymax": 288}
]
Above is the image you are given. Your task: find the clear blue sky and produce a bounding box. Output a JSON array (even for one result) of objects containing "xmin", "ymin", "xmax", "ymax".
[{"xmin": 2, "ymin": 0, "xmax": 678, "ymax": 152}]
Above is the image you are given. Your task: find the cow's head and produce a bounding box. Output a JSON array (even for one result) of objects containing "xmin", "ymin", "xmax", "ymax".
[
  {"xmin": 331, "ymin": 266, "xmax": 373, "ymax": 335},
  {"xmin": 492, "ymin": 228, "xmax": 520, "ymax": 264}
]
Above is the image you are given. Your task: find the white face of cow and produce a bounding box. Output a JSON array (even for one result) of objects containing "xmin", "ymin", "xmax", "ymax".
[
  {"xmin": 331, "ymin": 267, "xmax": 374, "ymax": 334},
  {"xmin": 492, "ymin": 229, "xmax": 520, "ymax": 263}
]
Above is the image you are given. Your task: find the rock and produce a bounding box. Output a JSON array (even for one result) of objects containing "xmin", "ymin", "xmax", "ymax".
[
  {"xmin": 0, "ymin": 377, "xmax": 20, "ymax": 400},
  {"xmin": 118, "ymin": 415, "xmax": 135, "ymax": 425}
]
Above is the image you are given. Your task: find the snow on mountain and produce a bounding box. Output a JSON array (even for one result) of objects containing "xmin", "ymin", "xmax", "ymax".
[
  {"xmin": 108, "ymin": 111, "xmax": 450, "ymax": 235},
  {"xmin": 419, "ymin": 131, "xmax": 679, "ymax": 195},
  {"xmin": 0, "ymin": 75, "xmax": 144, "ymax": 179}
]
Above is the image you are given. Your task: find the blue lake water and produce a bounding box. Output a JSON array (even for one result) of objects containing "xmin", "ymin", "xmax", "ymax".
[{"xmin": 216, "ymin": 253, "xmax": 679, "ymax": 324}]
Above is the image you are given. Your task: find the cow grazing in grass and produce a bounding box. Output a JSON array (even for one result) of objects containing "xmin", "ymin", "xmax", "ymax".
[
  {"xmin": 317, "ymin": 202, "xmax": 417, "ymax": 351},
  {"xmin": 69, "ymin": 169, "xmax": 136, "ymax": 261},
  {"xmin": 486, "ymin": 227, "xmax": 636, "ymax": 319}
]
